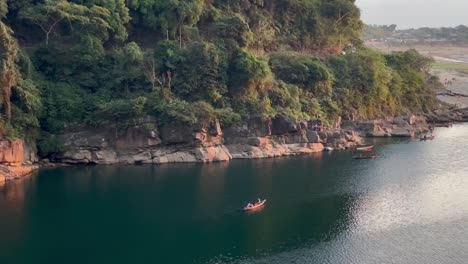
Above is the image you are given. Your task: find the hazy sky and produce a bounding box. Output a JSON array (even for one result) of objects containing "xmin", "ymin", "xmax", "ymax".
[{"xmin": 356, "ymin": 0, "xmax": 468, "ymax": 29}]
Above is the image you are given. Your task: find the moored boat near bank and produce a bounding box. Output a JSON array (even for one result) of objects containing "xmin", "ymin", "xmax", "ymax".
[
  {"xmin": 356, "ymin": 145, "xmax": 374, "ymax": 151},
  {"xmin": 420, "ymin": 135, "xmax": 435, "ymax": 141}
]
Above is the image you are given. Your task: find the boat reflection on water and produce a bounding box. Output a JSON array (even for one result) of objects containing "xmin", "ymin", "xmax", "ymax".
[{"xmin": 245, "ymin": 205, "xmax": 265, "ymax": 215}]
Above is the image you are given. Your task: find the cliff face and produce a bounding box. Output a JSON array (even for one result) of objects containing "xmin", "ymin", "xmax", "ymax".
[
  {"xmin": 0, "ymin": 140, "xmax": 24, "ymax": 166},
  {"xmin": 0, "ymin": 140, "xmax": 38, "ymax": 183},
  {"xmin": 51, "ymin": 115, "xmax": 362, "ymax": 165}
]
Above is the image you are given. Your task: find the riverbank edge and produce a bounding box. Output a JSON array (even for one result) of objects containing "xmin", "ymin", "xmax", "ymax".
[{"xmin": 3, "ymin": 109, "xmax": 467, "ymax": 183}]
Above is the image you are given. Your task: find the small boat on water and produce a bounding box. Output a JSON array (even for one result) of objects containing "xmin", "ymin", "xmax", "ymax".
[
  {"xmin": 420, "ymin": 135, "xmax": 435, "ymax": 141},
  {"xmin": 354, "ymin": 153, "xmax": 378, "ymax": 160},
  {"xmin": 324, "ymin": 147, "xmax": 334, "ymax": 152},
  {"xmin": 243, "ymin": 199, "xmax": 267, "ymax": 211},
  {"xmin": 356, "ymin": 145, "xmax": 374, "ymax": 151}
]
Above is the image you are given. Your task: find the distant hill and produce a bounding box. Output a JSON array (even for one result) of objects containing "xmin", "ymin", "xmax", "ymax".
[{"xmin": 363, "ymin": 24, "xmax": 468, "ymax": 45}]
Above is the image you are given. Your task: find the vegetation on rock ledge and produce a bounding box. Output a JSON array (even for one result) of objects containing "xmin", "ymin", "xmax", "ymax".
[{"xmin": 0, "ymin": 0, "xmax": 437, "ymax": 150}]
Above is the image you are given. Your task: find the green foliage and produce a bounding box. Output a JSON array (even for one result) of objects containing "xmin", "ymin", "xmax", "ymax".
[
  {"xmin": 229, "ymin": 50, "xmax": 272, "ymax": 93},
  {"xmin": 327, "ymin": 48, "xmax": 436, "ymax": 119},
  {"xmin": 19, "ymin": 0, "xmax": 113, "ymax": 45},
  {"xmin": 171, "ymin": 42, "xmax": 229, "ymax": 103},
  {"xmin": 0, "ymin": 0, "xmax": 437, "ymax": 146},
  {"xmin": 37, "ymin": 133, "xmax": 65, "ymax": 157},
  {"xmin": 0, "ymin": 0, "xmax": 7, "ymax": 18},
  {"xmin": 150, "ymin": 95, "xmax": 239, "ymax": 127},
  {"xmin": 71, "ymin": 0, "xmax": 131, "ymax": 42},
  {"xmin": 41, "ymin": 82, "xmax": 90, "ymax": 132},
  {"xmin": 270, "ymin": 52, "xmax": 334, "ymax": 97},
  {"xmin": 95, "ymin": 96, "xmax": 147, "ymax": 126},
  {"xmin": 0, "ymin": 19, "xmax": 20, "ymax": 125},
  {"xmin": 129, "ymin": 0, "xmax": 204, "ymax": 40},
  {"xmin": 210, "ymin": 15, "xmax": 253, "ymax": 47}
]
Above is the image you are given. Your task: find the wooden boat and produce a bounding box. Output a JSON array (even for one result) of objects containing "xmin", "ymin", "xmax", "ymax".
[
  {"xmin": 420, "ymin": 135, "xmax": 435, "ymax": 141},
  {"xmin": 354, "ymin": 154, "xmax": 378, "ymax": 160},
  {"xmin": 356, "ymin": 145, "xmax": 374, "ymax": 151},
  {"xmin": 243, "ymin": 199, "xmax": 267, "ymax": 211}
]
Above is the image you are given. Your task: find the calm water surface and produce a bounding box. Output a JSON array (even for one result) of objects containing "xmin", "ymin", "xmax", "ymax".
[{"xmin": 1, "ymin": 125, "xmax": 468, "ymax": 264}]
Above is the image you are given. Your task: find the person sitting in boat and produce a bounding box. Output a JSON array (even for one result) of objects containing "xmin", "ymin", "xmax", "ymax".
[
  {"xmin": 247, "ymin": 203, "xmax": 252, "ymax": 208},
  {"xmin": 257, "ymin": 198, "xmax": 261, "ymax": 204}
]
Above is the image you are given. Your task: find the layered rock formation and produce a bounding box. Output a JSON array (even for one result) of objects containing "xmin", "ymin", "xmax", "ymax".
[
  {"xmin": 342, "ymin": 115, "xmax": 431, "ymax": 138},
  {"xmin": 51, "ymin": 115, "xmax": 362, "ymax": 165},
  {"xmin": 425, "ymin": 107, "xmax": 468, "ymax": 124},
  {"xmin": 0, "ymin": 140, "xmax": 38, "ymax": 183}
]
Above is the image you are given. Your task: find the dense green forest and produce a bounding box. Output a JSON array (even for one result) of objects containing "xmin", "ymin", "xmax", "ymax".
[{"xmin": 0, "ymin": 0, "xmax": 436, "ymax": 151}]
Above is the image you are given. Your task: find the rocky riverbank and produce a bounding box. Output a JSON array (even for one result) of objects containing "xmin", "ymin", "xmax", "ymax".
[
  {"xmin": 46, "ymin": 113, "xmax": 442, "ymax": 165},
  {"xmin": 424, "ymin": 107, "xmax": 468, "ymax": 124},
  {"xmin": 50, "ymin": 115, "xmax": 362, "ymax": 165},
  {"xmin": 342, "ymin": 115, "xmax": 431, "ymax": 138},
  {"xmin": 0, "ymin": 111, "xmax": 458, "ymax": 180}
]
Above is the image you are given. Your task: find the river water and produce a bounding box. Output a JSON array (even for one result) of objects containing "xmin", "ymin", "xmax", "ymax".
[{"xmin": 1, "ymin": 125, "xmax": 468, "ymax": 264}]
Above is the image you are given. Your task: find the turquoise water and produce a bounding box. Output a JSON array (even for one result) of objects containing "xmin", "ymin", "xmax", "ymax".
[{"xmin": 1, "ymin": 125, "xmax": 468, "ymax": 264}]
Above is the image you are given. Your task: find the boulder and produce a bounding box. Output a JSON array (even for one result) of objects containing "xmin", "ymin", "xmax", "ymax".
[
  {"xmin": 299, "ymin": 121, "xmax": 308, "ymax": 130},
  {"xmin": 155, "ymin": 151, "xmax": 198, "ymax": 163},
  {"xmin": 271, "ymin": 114, "xmax": 298, "ymax": 135},
  {"xmin": 23, "ymin": 142, "xmax": 39, "ymax": 163},
  {"xmin": 393, "ymin": 116, "xmax": 408, "ymax": 126},
  {"xmin": 247, "ymin": 137, "xmax": 270, "ymax": 147},
  {"xmin": 208, "ymin": 120, "xmax": 223, "ymax": 137},
  {"xmin": 60, "ymin": 130, "xmax": 109, "ymax": 149},
  {"xmin": 318, "ymin": 131, "xmax": 328, "ymax": 143},
  {"xmin": 119, "ymin": 151, "xmax": 152, "ymax": 164},
  {"xmin": 391, "ymin": 129, "xmax": 414, "ymax": 138},
  {"xmin": 283, "ymin": 132, "xmax": 309, "ymax": 144},
  {"xmin": 115, "ymin": 125, "xmax": 161, "ymax": 150},
  {"xmin": 341, "ymin": 120, "xmax": 378, "ymax": 133},
  {"xmin": 159, "ymin": 123, "xmax": 193, "ymax": 145},
  {"xmin": 327, "ymin": 131, "xmax": 342, "ymax": 139},
  {"xmin": 92, "ymin": 150, "xmax": 118, "ymax": 164},
  {"xmin": 193, "ymin": 146, "xmax": 232, "ymax": 162},
  {"xmin": 287, "ymin": 143, "xmax": 324, "ymax": 154},
  {"xmin": 224, "ymin": 117, "xmax": 271, "ymax": 140},
  {"xmin": 60, "ymin": 149, "xmax": 92, "ymax": 164},
  {"xmin": 306, "ymin": 131, "xmax": 321, "ymax": 143}
]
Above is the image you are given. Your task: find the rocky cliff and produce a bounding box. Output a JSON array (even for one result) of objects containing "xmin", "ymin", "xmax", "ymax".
[
  {"xmin": 425, "ymin": 107, "xmax": 468, "ymax": 124},
  {"xmin": 50, "ymin": 115, "xmax": 362, "ymax": 165},
  {"xmin": 342, "ymin": 114, "xmax": 431, "ymax": 138},
  {"xmin": 0, "ymin": 140, "xmax": 38, "ymax": 184}
]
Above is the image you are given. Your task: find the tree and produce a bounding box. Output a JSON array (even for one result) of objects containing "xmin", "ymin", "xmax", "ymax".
[
  {"xmin": 0, "ymin": 0, "xmax": 7, "ymax": 18},
  {"xmin": 129, "ymin": 0, "xmax": 205, "ymax": 44},
  {"xmin": 0, "ymin": 21, "xmax": 19, "ymax": 124},
  {"xmin": 19, "ymin": 0, "xmax": 111, "ymax": 46},
  {"xmin": 270, "ymin": 52, "xmax": 334, "ymax": 97},
  {"xmin": 70, "ymin": 0, "xmax": 130, "ymax": 42},
  {"xmin": 209, "ymin": 15, "xmax": 254, "ymax": 47}
]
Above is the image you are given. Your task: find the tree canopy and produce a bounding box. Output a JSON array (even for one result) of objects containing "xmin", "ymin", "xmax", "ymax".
[{"xmin": 0, "ymin": 0, "xmax": 437, "ymax": 147}]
